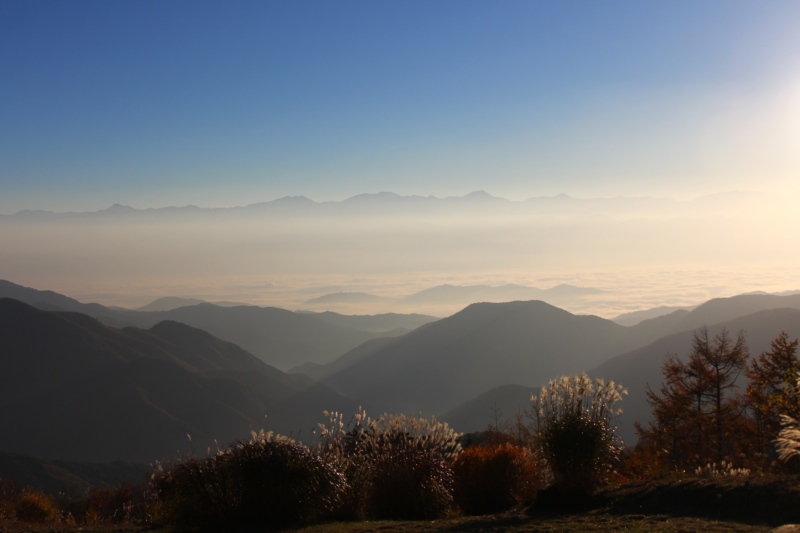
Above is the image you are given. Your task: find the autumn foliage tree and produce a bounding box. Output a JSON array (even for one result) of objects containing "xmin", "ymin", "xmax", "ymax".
[
  {"xmin": 745, "ymin": 331, "xmax": 800, "ymax": 455},
  {"xmin": 636, "ymin": 327, "xmax": 749, "ymax": 469}
]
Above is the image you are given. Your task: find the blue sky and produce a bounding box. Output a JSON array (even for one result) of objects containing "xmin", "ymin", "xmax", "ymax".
[{"xmin": 3, "ymin": 0, "xmax": 800, "ymax": 213}]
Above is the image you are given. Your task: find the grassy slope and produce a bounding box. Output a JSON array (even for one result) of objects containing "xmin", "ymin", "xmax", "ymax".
[
  {"xmin": 0, "ymin": 514, "xmax": 773, "ymax": 533},
  {"xmin": 296, "ymin": 474, "xmax": 800, "ymax": 532},
  {"xmin": 294, "ymin": 514, "xmax": 771, "ymax": 532},
  {"xmin": 3, "ymin": 476, "xmax": 798, "ymax": 533}
]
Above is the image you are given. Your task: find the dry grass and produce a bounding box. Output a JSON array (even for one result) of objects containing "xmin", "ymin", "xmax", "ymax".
[
  {"xmin": 0, "ymin": 510, "xmax": 775, "ymax": 533},
  {"xmin": 2, "ymin": 476, "xmax": 797, "ymax": 533},
  {"xmin": 291, "ymin": 512, "xmax": 772, "ymax": 532}
]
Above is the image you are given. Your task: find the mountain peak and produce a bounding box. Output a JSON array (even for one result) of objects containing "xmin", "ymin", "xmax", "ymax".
[
  {"xmin": 104, "ymin": 204, "xmax": 136, "ymax": 213},
  {"xmin": 464, "ymin": 190, "xmax": 492, "ymax": 198},
  {"xmin": 343, "ymin": 192, "xmax": 404, "ymax": 203},
  {"xmin": 444, "ymin": 190, "xmax": 506, "ymax": 202}
]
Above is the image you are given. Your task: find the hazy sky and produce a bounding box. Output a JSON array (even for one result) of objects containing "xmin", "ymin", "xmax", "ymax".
[{"xmin": 3, "ymin": 1, "xmax": 800, "ymax": 213}]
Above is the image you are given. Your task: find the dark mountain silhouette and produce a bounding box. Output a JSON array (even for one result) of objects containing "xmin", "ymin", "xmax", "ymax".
[
  {"xmin": 289, "ymin": 336, "xmax": 400, "ymax": 380},
  {"xmin": 591, "ymin": 307, "xmax": 800, "ymax": 446},
  {"xmin": 0, "ymin": 280, "xmax": 436, "ymax": 371},
  {"xmin": 0, "ymin": 299, "xmax": 359, "ymax": 463},
  {"xmin": 438, "ymin": 384, "xmax": 540, "ymax": 434},
  {"xmin": 0, "ymin": 451, "xmax": 149, "ymax": 495},
  {"xmin": 116, "ymin": 303, "xmax": 417, "ymax": 370},
  {"xmin": 7, "ymin": 280, "xmax": 800, "ymax": 459},
  {"xmin": 322, "ymin": 300, "xmax": 644, "ymax": 417},
  {"xmin": 0, "ymin": 279, "xmax": 120, "ymax": 323}
]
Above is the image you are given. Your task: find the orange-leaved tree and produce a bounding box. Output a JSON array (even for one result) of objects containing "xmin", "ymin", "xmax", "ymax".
[
  {"xmin": 637, "ymin": 327, "xmax": 749, "ymax": 469},
  {"xmin": 745, "ymin": 331, "xmax": 800, "ymax": 455}
]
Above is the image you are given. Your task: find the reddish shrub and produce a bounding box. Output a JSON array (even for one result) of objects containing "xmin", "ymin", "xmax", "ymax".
[
  {"xmin": 452, "ymin": 443, "xmax": 542, "ymax": 515},
  {"xmin": 15, "ymin": 490, "xmax": 57, "ymax": 523}
]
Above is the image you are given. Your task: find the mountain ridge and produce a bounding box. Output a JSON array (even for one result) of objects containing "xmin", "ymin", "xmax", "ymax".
[
  {"xmin": 0, "ymin": 280, "xmax": 438, "ymax": 371},
  {"xmin": 0, "ymin": 298, "xmax": 359, "ymax": 463},
  {"xmin": 322, "ymin": 300, "xmax": 639, "ymax": 417}
]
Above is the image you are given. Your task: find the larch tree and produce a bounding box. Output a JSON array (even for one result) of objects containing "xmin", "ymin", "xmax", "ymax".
[
  {"xmin": 746, "ymin": 331, "xmax": 800, "ymax": 452},
  {"xmin": 691, "ymin": 327, "xmax": 749, "ymax": 462},
  {"xmin": 637, "ymin": 326, "xmax": 749, "ymax": 468}
]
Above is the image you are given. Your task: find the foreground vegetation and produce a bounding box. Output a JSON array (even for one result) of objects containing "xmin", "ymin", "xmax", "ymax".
[
  {"xmin": 2, "ymin": 328, "xmax": 800, "ymax": 532},
  {"xmin": 3, "ymin": 475, "xmax": 799, "ymax": 532}
]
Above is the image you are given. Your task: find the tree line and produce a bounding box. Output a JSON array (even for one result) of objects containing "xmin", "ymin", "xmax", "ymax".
[{"xmin": 634, "ymin": 327, "xmax": 800, "ymax": 474}]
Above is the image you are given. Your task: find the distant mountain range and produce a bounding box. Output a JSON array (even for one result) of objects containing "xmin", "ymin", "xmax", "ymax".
[{"xmin": 2, "ymin": 190, "xmax": 766, "ymax": 219}]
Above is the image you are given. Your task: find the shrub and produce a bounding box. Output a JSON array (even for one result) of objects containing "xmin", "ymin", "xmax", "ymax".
[
  {"xmin": 150, "ymin": 431, "xmax": 347, "ymax": 531},
  {"xmin": 316, "ymin": 409, "xmax": 372, "ymax": 520},
  {"xmin": 531, "ymin": 374, "xmax": 626, "ymax": 496},
  {"xmin": 71, "ymin": 482, "xmax": 146, "ymax": 525},
  {"xmin": 368, "ymin": 444, "xmax": 453, "ymax": 520},
  {"xmin": 318, "ymin": 409, "xmax": 461, "ymax": 520},
  {"xmin": 62, "ymin": 497, "xmax": 92, "ymax": 525},
  {"xmin": 0, "ymin": 478, "xmax": 22, "ymax": 519},
  {"xmin": 15, "ymin": 490, "xmax": 57, "ymax": 523},
  {"xmin": 452, "ymin": 443, "xmax": 542, "ymax": 515}
]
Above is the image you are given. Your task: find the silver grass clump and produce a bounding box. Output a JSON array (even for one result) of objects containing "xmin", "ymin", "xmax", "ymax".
[
  {"xmin": 316, "ymin": 408, "xmax": 461, "ymax": 520},
  {"xmin": 317, "ymin": 407, "xmax": 461, "ymax": 462},
  {"xmin": 775, "ymin": 414, "xmax": 800, "ymax": 464},
  {"xmin": 361, "ymin": 412, "xmax": 462, "ymax": 461},
  {"xmin": 531, "ymin": 374, "xmax": 627, "ymax": 430},
  {"xmin": 693, "ymin": 460, "xmax": 750, "ymax": 477},
  {"xmin": 530, "ymin": 373, "xmax": 627, "ymax": 494},
  {"xmin": 774, "ymin": 377, "xmax": 800, "ymax": 465}
]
